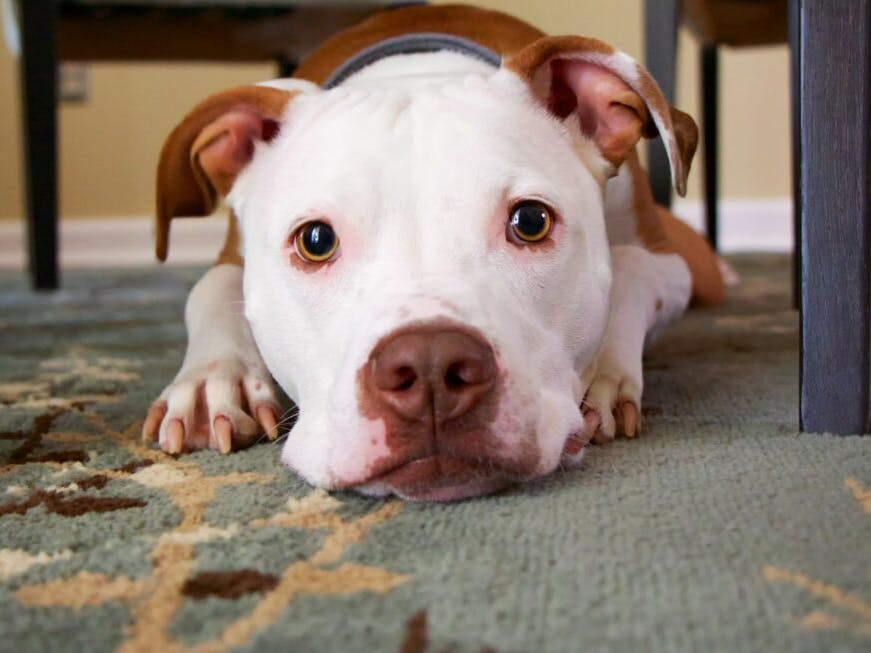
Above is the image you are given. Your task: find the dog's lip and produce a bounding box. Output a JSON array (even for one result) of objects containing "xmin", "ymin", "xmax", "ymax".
[{"xmin": 363, "ymin": 455, "xmax": 514, "ymax": 501}]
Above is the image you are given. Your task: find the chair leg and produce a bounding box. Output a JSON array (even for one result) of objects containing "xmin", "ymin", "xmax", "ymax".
[
  {"xmin": 19, "ymin": 0, "xmax": 59, "ymax": 290},
  {"xmin": 798, "ymin": 0, "xmax": 870, "ymax": 435},
  {"xmin": 277, "ymin": 57, "xmax": 297, "ymax": 78},
  {"xmin": 701, "ymin": 45, "xmax": 719, "ymax": 251},
  {"xmin": 644, "ymin": 0, "xmax": 680, "ymax": 208},
  {"xmin": 788, "ymin": 0, "xmax": 802, "ymax": 311}
]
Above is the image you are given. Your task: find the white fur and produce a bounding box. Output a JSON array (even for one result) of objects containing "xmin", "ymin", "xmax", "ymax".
[
  {"xmin": 584, "ymin": 246, "xmax": 691, "ymax": 440},
  {"xmin": 602, "ymin": 162, "xmax": 643, "ymax": 247},
  {"xmin": 156, "ymin": 264, "xmax": 278, "ymax": 449}
]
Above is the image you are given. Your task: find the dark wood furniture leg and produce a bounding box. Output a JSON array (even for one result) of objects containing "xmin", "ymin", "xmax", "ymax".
[
  {"xmin": 701, "ymin": 44, "xmax": 719, "ymax": 250},
  {"xmin": 19, "ymin": 0, "xmax": 59, "ymax": 290},
  {"xmin": 799, "ymin": 0, "xmax": 871, "ymax": 434},
  {"xmin": 278, "ymin": 57, "xmax": 297, "ymax": 78},
  {"xmin": 644, "ymin": 0, "xmax": 680, "ymax": 208},
  {"xmin": 789, "ymin": 0, "xmax": 802, "ymax": 310}
]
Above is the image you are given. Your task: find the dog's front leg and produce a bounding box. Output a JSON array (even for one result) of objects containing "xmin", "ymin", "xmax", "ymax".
[
  {"xmin": 582, "ymin": 245, "xmax": 692, "ymax": 443},
  {"xmin": 142, "ymin": 264, "xmax": 282, "ymax": 454}
]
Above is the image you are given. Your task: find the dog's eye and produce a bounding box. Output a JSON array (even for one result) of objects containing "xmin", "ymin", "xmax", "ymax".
[
  {"xmin": 508, "ymin": 201, "xmax": 553, "ymax": 243},
  {"xmin": 294, "ymin": 221, "xmax": 339, "ymax": 262}
]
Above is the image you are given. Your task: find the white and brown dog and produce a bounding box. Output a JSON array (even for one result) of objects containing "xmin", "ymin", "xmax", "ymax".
[{"xmin": 143, "ymin": 4, "xmax": 724, "ymax": 501}]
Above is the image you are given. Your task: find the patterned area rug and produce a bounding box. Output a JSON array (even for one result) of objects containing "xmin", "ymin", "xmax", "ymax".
[{"xmin": 0, "ymin": 255, "xmax": 869, "ymax": 652}]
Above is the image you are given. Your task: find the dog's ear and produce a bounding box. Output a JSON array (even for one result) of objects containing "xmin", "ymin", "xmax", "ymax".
[
  {"xmin": 505, "ymin": 36, "xmax": 698, "ymax": 195},
  {"xmin": 155, "ymin": 85, "xmax": 296, "ymax": 261}
]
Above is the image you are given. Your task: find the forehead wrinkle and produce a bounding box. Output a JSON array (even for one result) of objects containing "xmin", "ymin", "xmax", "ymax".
[{"xmin": 284, "ymin": 88, "xmax": 415, "ymax": 166}]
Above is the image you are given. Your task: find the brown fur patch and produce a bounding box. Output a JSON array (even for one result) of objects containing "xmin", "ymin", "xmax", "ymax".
[
  {"xmin": 626, "ymin": 151, "xmax": 672, "ymax": 253},
  {"xmin": 669, "ymin": 106, "xmax": 700, "ymax": 192},
  {"xmin": 155, "ymin": 86, "xmax": 295, "ymax": 261},
  {"xmin": 182, "ymin": 569, "xmax": 279, "ymax": 600},
  {"xmin": 216, "ymin": 211, "xmax": 244, "ymax": 266}
]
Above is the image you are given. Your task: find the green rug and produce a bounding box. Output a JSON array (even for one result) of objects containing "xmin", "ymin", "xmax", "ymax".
[{"xmin": 1, "ymin": 255, "xmax": 869, "ymax": 652}]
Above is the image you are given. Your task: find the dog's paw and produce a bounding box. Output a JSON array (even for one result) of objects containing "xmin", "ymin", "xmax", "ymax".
[
  {"xmin": 142, "ymin": 360, "xmax": 282, "ymax": 455},
  {"xmin": 581, "ymin": 368, "xmax": 642, "ymax": 444}
]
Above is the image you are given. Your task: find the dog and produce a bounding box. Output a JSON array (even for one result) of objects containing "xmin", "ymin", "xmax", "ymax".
[{"xmin": 142, "ymin": 4, "xmax": 724, "ymax": 501}]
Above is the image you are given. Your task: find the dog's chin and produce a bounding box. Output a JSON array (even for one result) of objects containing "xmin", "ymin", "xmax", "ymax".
[{"xmin": 352, "ymin": 456, "xmax": 516, "ymax": 502}]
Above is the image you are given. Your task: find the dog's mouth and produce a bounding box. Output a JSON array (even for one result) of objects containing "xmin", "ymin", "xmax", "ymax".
[
  {"xmin": 354, "ymin": 455, "xmax": 516, "ymax": 501},
  {"xmin": 349, "ymin": 429, "xmax": 592, "ymax": 502}
]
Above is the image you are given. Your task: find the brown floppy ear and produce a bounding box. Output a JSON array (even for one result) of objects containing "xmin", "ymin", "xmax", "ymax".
[
  {"xmin": 505, "ymin": 36, "xmax": 698, "ymax": 196},
  {"xmin": 155, "ymin": 85, "xmax": 295, "ymax": 261}
]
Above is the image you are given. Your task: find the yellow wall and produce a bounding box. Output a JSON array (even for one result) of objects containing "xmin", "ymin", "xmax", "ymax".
[{"xmin": 0, "ymin": 0, "xmax": 790, "ymax": 220}]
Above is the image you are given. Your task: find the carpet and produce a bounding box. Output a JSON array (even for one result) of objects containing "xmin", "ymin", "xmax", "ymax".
[{"xmin": 0, "ymin": 255, "xmax": 869, "ymax": 653}]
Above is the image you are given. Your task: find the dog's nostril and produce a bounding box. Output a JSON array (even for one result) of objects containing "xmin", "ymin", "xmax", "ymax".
[
  {"xmin": 392, "ymin": 366, "xmax": 417, "ymax": 391},
  {"xmin": 444, "ymin": 356, "xmax": 493, "ymax": 390},
  {"xmin": 444, "ymin": 362, "xmax": 469, "ymax": 390}
]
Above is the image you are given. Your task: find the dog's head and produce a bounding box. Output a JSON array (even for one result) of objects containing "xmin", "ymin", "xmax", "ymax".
[{"xmin": 156, "ymin": 36, "xmax": 696, "ymax": 500}]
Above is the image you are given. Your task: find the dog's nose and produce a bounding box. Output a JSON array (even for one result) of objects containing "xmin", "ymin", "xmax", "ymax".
[{"xmin": 368, "ymin": 328, "xmax": 497, "ymax": 423}]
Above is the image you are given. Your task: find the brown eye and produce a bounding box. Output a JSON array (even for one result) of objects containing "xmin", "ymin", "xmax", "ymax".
[
  {"xmin": 508, "ymin": 201, "xmax": 553, "ymax": 243},
  {"xmin": 294, "ymin": 221, "xmax": 339, "ymax": 262}
]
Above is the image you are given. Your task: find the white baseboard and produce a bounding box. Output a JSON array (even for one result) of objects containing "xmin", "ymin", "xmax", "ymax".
[
  {"xmin": 0, "ymin": 215, "xmax": 226, "ymax": 270},
  {"xmin": 672, "ymin": 198, "xmax": 793, "ymax": 252},
  {"xmin": 0, "ymin": 199, "xmax": 793, "ymax": 271}
]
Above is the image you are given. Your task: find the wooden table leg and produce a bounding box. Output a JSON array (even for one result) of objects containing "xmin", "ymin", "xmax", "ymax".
[
  {"xmin": 644, "ymin": 0, "xmax": 680, "ymax": 208},
  {"xmin": 19, "ymin": 0, "xmax": 59, "ymax": 290},
  {"xmin": 799, "ymin": 0, "xmax": 871, "ymax": 434}
]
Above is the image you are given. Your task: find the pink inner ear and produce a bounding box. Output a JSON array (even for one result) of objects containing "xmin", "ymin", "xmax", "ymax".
[
  {"xmin": 194, "ymin": 109, "xmax": 281, "ymax": 196},
  {"xmin": 549, "ymin": 58, "xmax": 648, "ymax": 167}
]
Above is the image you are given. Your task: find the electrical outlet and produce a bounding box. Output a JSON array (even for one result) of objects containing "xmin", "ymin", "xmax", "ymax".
[{"xmin": 59, "ymin": 63, "xmax": 89, "ymax": 103}]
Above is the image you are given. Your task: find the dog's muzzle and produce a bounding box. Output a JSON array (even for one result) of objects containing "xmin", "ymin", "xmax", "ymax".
[{"xmin": 354, "ymin": 322, "xmax": 516, "ymax": 500}]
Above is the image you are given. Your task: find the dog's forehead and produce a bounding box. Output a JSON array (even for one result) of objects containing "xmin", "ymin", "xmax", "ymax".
[{"xmin": 246, "ymin": 74, "xmax": 585, "ymax": 210}]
